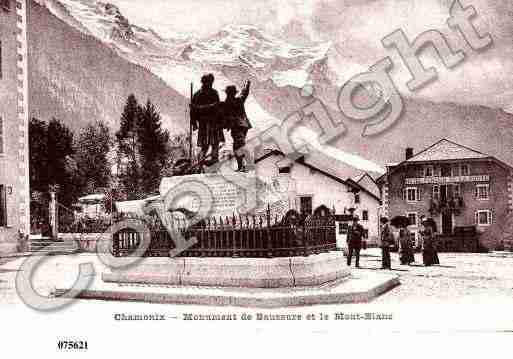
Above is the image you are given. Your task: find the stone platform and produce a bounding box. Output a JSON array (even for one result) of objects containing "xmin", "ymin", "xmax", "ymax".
[
  {"xmin": 102, "ymin": 252, "xmax": 350, "ymax": 288},
  {"xmin": 54, "ymin": 252, "xmax": 399, "ymax": 307},
  {"xmin": 55, "ymin": 271, "xmax": 399, "ymax": 308}
]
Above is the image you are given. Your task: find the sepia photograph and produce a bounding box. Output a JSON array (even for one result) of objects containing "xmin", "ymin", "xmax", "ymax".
[{"xmin": 0, "ymin": 0, "xmax": 512, "ymax": 356}]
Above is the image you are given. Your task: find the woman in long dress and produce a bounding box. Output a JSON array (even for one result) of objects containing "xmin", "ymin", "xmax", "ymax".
[
  {"xmin": 398, "ymin": 226, "xmax": 415, "ymax": 265},
  {"xmin": 420, "ymin": 218, "xmax": 438, "ymax": 266}
]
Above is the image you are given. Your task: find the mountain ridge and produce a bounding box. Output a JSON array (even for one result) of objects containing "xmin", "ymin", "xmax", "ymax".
[{"xmin": 27, "ymin": 0, "xmax": 513, "ymax": 174}]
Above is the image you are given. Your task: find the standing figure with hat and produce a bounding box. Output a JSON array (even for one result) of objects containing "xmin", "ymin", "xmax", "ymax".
[
  {"xmin": 420, "ymin": 215, "xmax": 440, "ymax": 266},
  {"xmin": 190, "ymin": 73, "xmax": 225, "ymax": 166},
  {"xmin": 380, "ymin": 217, "xmax": 394, "ymax": 269},
  {"xmin": 222, "ymin": 80, "xmax": 252, "ymax": 172},
  {"xmin": 347, "ymin": 215, "xmax": 365, "ymax": 268}
]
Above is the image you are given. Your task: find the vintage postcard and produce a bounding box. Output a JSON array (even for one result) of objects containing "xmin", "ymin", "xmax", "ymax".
[{"xmin": 0, "ymin": 0, "xmax": 512, "ymax": 356}]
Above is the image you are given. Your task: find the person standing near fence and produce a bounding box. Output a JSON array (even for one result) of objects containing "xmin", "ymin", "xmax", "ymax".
[{"xmin": 347, "ymin": 216, "xmax": 364, "ymax": 268}]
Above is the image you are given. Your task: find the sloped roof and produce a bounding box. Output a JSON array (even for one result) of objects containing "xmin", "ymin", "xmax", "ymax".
[
  {"xmin": 406, "ymin": 139, "xmax": 489, "ymax": 163},
  {"xmin": 376, "ymin": 138, "xmax": 513, "ymax": 184},
  {"xmin": 352, "ymin": 173, "xmax": 366, "ymax": 183},
  {"xmin": 255, "ymin": 149, "xmax": 381, "ymax": 202}
]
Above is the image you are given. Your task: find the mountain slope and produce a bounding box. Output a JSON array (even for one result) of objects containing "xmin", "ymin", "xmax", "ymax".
[
  {"xmin": 28, "ymin": 0, "xmax": 513, "ymax": 173},
  {"xmin": 27, "ymin": 0, "xmax": 189, "ymax": 134}
]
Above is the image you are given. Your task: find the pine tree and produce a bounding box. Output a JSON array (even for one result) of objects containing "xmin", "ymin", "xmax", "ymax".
[
  {"xmin": 46, "ymin": 118, "xmax": 77, "ymax": 207},
  {"xmin": 29, "ymin": 118, "xmax": 49, "ymax": 193},
  {"xmin": 138, "ymin": 100, "xmax": 170, "ymax": 194},
  {"xmin": 75, "ymin": 121, "xmax": 112, "ymax": 195},
  {"xmin": 116, "ymin": 94, "xmax": 142, "ymax": 199}
]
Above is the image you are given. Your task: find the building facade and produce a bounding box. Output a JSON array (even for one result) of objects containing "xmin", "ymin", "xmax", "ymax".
[
  {"xmin": 255, "ymin": 150, "xmax": 382, "ymax": 242},
  {"xmin": 0, "ymin": 0, "xmax": 30, "ymax": 254},
  {"xmin": 377, "ymin": 139, "xmax": 513, "ymax": 248}
]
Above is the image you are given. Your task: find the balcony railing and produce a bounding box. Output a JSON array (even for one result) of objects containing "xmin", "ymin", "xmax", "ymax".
[
  {"xmin": 405, "ymin": 175, "xmax": 489, "ymax": 185},
  {"xmin": 429, "ymin": 197, "xmax": 464, "ymax": 215}
]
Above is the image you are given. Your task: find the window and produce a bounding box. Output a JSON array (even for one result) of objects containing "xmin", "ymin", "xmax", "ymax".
[
  {"xmin": 354, "ymin": 194, "xmax": 360, "ymax": 204},
  {"xmin": 362, "ymin": 210, "xmax": 368, "ymax": 221},
  {"xmin": 452, "ymin": 184, "xmax": 461, "ymax": 198},
  {"xmin": 441, "ymin": 165, "xmax": 451, "ymax": 177},
  {"xmin": 475, "ymin": 210, "xmax": 492, "ymax": 226},
  {"xmin": 475, "ymin": 184, "xmax": 489, "ymax": 200},
  {"xmin": 451, "ymin": 165, "xmax": 460, "ymax": 177},
  {"xmin": 461, "ymin": 164, "xmax": 470, "ymax": 176},
  {"xmin": 0, "ymin": 185, "xmax": 6, "ymax": 227},
  {"xmin": 1, "ymin": 0, "xmax": 9, "ymax": 12},
  {"xmin": 0, "ymin": 116, "xmax": 3, "ymax": 154},
  {"xmin": 338, "ymin": 222, "xmax": 348, "ymax": 235},
  {"xmin": 405, "ymin": 187, "xmax": 420, "ymax": 202},
  {"xmin": 424, "ymin": 165, "xmax": 433, "ymax": 177},
  {"xmin": 278, "ymin": 166, "xmax": 291, "ymax": 174},
  {"xmin": 407, "ymin": 212, "xmax": 417, "ymax": 226},
  {"xmin": 432, "ymin": 185, "xmax": 440, "ymax": 200},
  {"xmin": 299, "ymin": 196, "xmax": 313, "ymax": 217}
]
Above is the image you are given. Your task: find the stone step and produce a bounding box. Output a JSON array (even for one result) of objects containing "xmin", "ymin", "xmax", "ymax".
[
  {"xmin": 29, "ymin": 240, "xmax": 79, "ymax": 253},
  {"xmin": 29, "ymin": 246, "xmax": 78, "ymax": 252},
  {"xmin": 29, "ymin": 249, "xmax": 79, "ymax": 256}
]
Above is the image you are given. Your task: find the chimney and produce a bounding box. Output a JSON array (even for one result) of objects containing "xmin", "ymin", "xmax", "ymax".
[{"xmin": 405, "ymin": 147, "xmax": 414, "ymax": 160}]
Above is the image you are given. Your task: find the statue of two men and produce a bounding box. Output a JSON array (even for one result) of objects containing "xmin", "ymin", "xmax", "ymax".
[{"xmin": 190, "ymin": 73, "xmax": 251, "ymax": 172}]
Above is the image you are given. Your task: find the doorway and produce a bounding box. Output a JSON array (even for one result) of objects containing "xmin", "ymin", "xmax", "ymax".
[{"xmin": 441, "ymin": 211, "xmax": 453, "ymax": 235}]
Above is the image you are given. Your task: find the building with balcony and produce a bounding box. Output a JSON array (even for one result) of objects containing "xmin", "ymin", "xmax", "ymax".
[
  {"xmin": 376, "ymin": 139, "xmax": 513, "ymax": 249},
  {"xmin": 0, "ymin": 0, "xmax": 30, "ymax": 255}
]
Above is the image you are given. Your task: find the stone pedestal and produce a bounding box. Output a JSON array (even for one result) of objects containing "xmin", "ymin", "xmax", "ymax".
[{"xmin": 102, "ymin": 252, "xmax": 350, "ymax": 289}]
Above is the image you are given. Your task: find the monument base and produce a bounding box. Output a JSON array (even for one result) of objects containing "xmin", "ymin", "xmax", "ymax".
[
  {"xmin": 53, "ymin": 252, "xmax": 399, "ymax": 307},
  {"xmin": 101, "ymin": 252, "xmax": 350, "ymax": 289},
  {"xmin": 54, "ymin": 271, "xmax": 399, "ymax": 307}
]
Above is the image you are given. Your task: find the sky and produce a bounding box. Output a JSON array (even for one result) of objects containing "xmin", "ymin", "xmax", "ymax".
[{"xmin": 104, "ymin": 0, "xmax": 513, "ymax": 114}]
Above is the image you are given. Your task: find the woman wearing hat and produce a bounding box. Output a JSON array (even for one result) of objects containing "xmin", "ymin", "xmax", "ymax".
[
  {"xmin": 398, "ymin": 223, "xmax": 415, "ymax": 265},
  {"xmin": 420, "ymin": 215, "xmax": 440, "ymax": 266}
]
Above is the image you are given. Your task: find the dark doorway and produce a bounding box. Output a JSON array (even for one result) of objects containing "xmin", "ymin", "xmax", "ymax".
[
  {"xmin": 442, "ymin": 211, "xmax": 453, "ymax": 235},
  {"xmin": 440, "ymin": 185, "xmax": 447, "ymax": 202},
  {"xmin": 299, "ymin": 196, "xmax": 313, "ymax": 217}
]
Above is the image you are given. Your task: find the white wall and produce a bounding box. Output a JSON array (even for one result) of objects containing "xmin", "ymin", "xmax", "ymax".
[
  {"xmin": 358, "ymin": 174, "xmax": 380, "ymax": 199},
  {"xmin": 256, "ymin": 154, "xmax": 380, "ymax": 240}
]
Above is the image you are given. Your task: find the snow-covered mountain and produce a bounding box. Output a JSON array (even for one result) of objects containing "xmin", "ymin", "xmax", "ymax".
[
  {"xmin": 35, "ymin": 0, "xmax": 332, "ymax": 91},
  {"xmin": 29, "ymin": 0, "xmax": 513, "ymax": 175}
]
